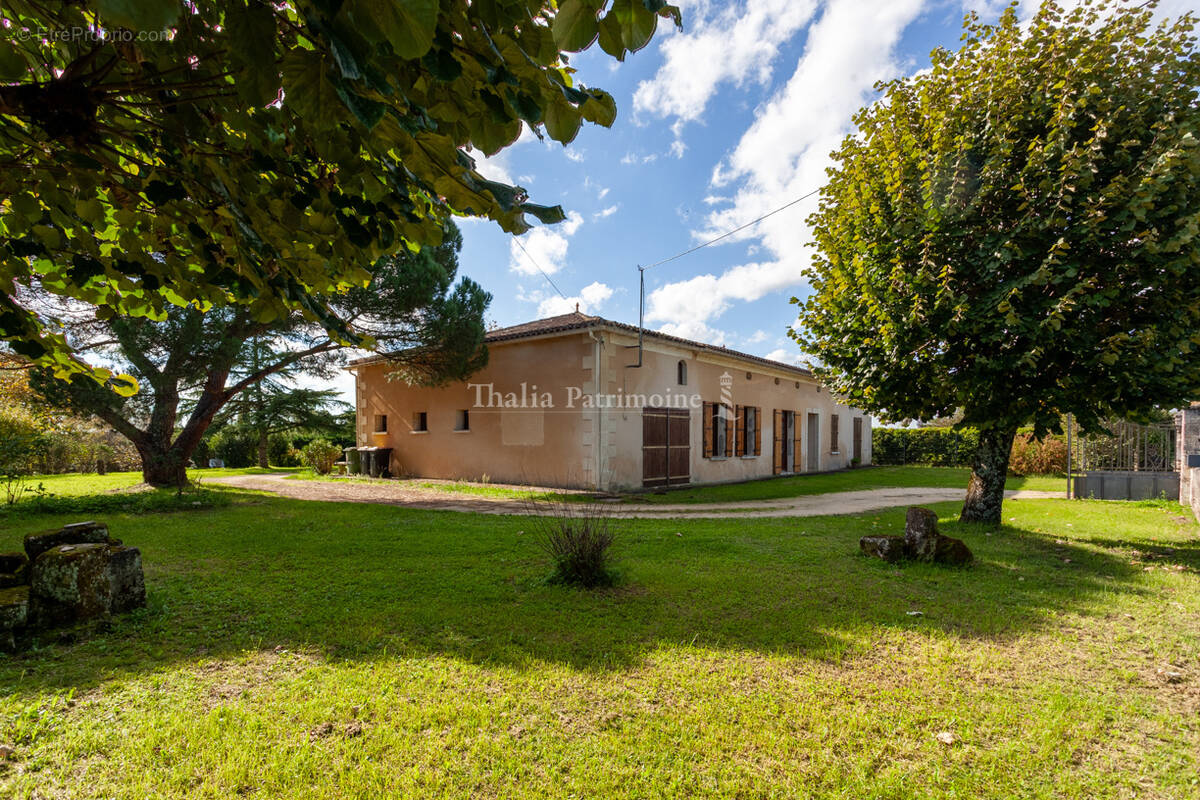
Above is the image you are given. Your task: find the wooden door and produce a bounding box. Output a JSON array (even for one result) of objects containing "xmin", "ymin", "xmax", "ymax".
[
  {"xmin": 806, "ymin": 412, "xmax": 820, "ymax": 472},
  {"xmin": 667, "ymin": 409, "xmax": 691, "ymax": 486},
  {"xmin": 853, "ymin": 417, "xmax": 863, "ymax": 462},
  {"xmin": 643, "ymin": 407, "xmax": 690, "ymax": 487}
]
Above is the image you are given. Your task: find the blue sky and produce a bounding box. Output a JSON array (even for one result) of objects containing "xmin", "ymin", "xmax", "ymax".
[{"xmin": 326, "ymin": 0, "xmax": 1197, "ymax": 401}]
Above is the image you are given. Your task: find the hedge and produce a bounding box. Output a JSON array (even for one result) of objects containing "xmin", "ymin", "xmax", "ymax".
[
  {"xmin": 872, "ymin": 428, "xmax": 979, "ymax": 467},
  {"xmin": 874, "ymin": 427, "xmax": 1067, "ymax": 474}
]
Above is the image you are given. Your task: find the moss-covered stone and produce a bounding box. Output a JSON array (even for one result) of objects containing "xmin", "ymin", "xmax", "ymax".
[
  {"xmin": 0, "ymin": 551, "xmax": 28, "ymax": 574},
  {"xmin": 0, "ymin": 586, "xmax": 29, "ymax": 630},
  {"xmin": 24, "ymin": 521, "xmax": 110, "ymax": 561},
  {"xmin": 0, "ymin": 569, "xmax": 26, "ymax": 589},
  {"xmin": 28, "ymin": 543, "xmax": 146, "ymax": 628}
]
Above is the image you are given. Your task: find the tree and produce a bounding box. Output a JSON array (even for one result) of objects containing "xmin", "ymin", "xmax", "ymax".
[
  {"xmin": 218, "ymin": 337, "xmax": 350, "ymax": 468},
  {"xmin": 0, "ymin": 0, "xmax": 680, "ymax": 381},
  {"xmin": 795, "ymin": 0, "xmax": 1200, "ymax": 524},
  {"xmin": 30, "ymin": 225, "xmax": 487, "ymax": 485}
]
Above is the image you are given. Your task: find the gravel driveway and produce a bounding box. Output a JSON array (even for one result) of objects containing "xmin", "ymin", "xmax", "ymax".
[{"xmin": 209, "ymin": 474, "xmax": 1062, "ymax": 519}]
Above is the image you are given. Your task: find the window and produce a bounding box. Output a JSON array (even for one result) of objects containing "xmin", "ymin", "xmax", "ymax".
[
  {"xmin": 713, "ymin": 404, "xmax": 726, "ymax": 457},
  {"xmin": 373, "ymin": 414, "xmax": 388, "ymax": 433},
  {"xmin": 830, "ymin": 414, "xmax": 840, "ymax": 454},
  {"xmin": 743, "ymin": 407, "xmax": 758, "ymax": 456},
  {"xmin": 677, "ymin": 360, "xmax": 687, "ymax": 386},
  {"xmin": 454, "ymin": 409, "xmax": 470, "ymax": 431},
  {"xmin": 412, "ymin": 411, "xmax": 428, "ymax": 432}
]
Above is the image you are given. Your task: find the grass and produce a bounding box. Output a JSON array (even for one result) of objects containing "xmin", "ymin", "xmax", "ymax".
[
  {"xmin": 0, "ymin": 487, "xmax": 1197, "ymax": 798},
  {"xmin": 627, "ymin": 465, "xmax": 1066, "ymax": 504},
  {"xmin": 24, "ymin": 467, "xmax": 302, "ymax": 497},
  {"xmin": 285, "ymin": 470, "xmax": 572, "ymax": 500}
]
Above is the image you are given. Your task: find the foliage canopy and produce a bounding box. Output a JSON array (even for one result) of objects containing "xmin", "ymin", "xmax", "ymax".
[
  {"xmin": 796, "ymin": 0, "xmax": 1200, "ymax": 521},
  {"xmin": 0, "ymin": 0, "xmax": 679, "ymax": 383}
]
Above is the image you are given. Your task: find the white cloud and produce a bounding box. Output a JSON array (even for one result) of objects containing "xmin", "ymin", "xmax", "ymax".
[
  {"xmin": 598, "ymin": 187, "xmax": 610, "ymax": 200},
  {"xmin": 745, "ymin": 329, "xmax": 769, "ymax": 345},
  {"xmin": 645, "ymin": 260, "xmax": 805, "ymax": 331},
  {"xmin": 669, "ymin": 140, "xmax": 687, "ymax": 159},
  {"xmin": 656, "ymin": 320, "xmax": 729, "ymax": 346},
  {"xmin": 508, "ymin": 211, "xmax": 584, "ymax": 276},
  {"xmin": 763, "ymin": 347, "xmax": 807, "ymax": 367},
  {"xmin": 564, "ymin": 148, "xmax": 585, "ymax": 163},
  {"xmin": 646, "ymin": 0, "xmax": 927, "ymax": 336},
  {"xmin": 620, "ymin": 152, "xmax": 638, "ymax": 165},
  {"xmin": 633, "ymin": 0, "xmax": 819, "ymax": 144},
  {"xmin": 536, "ymin": 281, "xmax": 615, "ymax": 317},
  {"xmin": 593, "ymin": 204, "xmax": 619, "ymax": 220}
]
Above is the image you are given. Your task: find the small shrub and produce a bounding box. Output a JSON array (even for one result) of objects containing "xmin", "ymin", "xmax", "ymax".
[
  {"xmin": 528, "ymin": 500, "xmax": 619, "ymax": 588},
  {"xmin": 302, "ymin": 438, "xmax": 341, "ymax": 475},
  {"xmin": 268, "ymin": 434, "xmax": 301, "ymax": 467},
  {"xmin": 209, "ymin": 427, "xmax": 258, "ymax": 468},
  {"xmin": 1008, "ymin": 433, "xmax": 1067, "ymax": 476}
]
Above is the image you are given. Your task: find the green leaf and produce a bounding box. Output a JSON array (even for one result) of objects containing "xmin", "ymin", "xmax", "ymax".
[
  {"xmin": 227, "ymin": 1, "xmax": 280, "ymax": 106},
  {"xmin": 607, "ymin": 0, "xmax": 657, "ymax": 54},
  {"xmin": 347, "ymin": 0, "xmax": 439, "ymax": 60},
  {"xmin": 0, "ymin": 40, "xmax": 28, "ymax": 81},
  {"xmin": 579, "ymin": 89, "xmax": 617, "ymax": 128},
  {"xmin": 521, "ymin": 203, "xmax": 567, "ymax": 225},
  {"xmin": 281, "ymin": 49, "xmax": 346, "ymax": 126},
  {"xmin": 95, "ymin": 0, "xmax": 180, "ymax": 30},
  {"xmin": 543, "ymin": 100, "xmax": 583, "ymax": 144},
  {"xmin": 553, "ymin": 0, "xmax": 600, "ymax": 52},
  {"xmin": 596, "ymin": 12, "xmax": 626, "ymax": 61}
]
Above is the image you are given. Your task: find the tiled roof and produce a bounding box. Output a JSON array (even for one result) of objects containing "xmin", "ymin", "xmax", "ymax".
[{"xmin": 351, "ymin": 311, "xmax": 814, "ymax": 378}]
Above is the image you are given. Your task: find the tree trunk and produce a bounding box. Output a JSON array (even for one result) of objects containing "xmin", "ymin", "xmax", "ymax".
[
  {"xmin": 140, "ymin": 445, "xmax": 189, "ymax": 488},
  {"xmin": 960, "ymin": 424, "xmax": 1018, "ymax": 525},
  {"xmin": 257, "ymin": 428, "xmax": 269, "ymax": 468}
]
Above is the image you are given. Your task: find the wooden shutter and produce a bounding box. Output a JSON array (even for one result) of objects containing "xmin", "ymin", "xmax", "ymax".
[
  {"xmin": 702, "ymin": 401, "xmax": 714, "ymax": 458},
  {"xmin": 793, "ymin": 410, "xmax": 803, "ymax": 472},
  {"xmin": 831, "ymin": 414, "xmax": 839, "ymax": 453},
  {"xmin": 734, "ymin": 405, "xmax": 743, "ymax": 456},
  {"xmin": 754, "ymin": 407, "xmax": 762, "ymax": 455},
  {"xmin": 773, "ymin": 409, "xmax": 783, "ymax": 474},
  {"xmin": 724, "ymin": 404, "xmax": 734, "ymax": 457}
]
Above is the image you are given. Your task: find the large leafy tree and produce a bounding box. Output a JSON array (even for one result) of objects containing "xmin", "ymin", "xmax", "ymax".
[
  {"xmin": 0, "ymin": 0, "xmax": 679, "ymax": 382},
  {"xmin": 796, "ymin": 0, "xmax": 1200, "ymax": 524},
  {"xmin": 30, "ymin": 226, "xmax": 488, "ymax": 485},
  {"xmin": 218, "ymin": 338, "xmax": 351, "ymax": 468}
]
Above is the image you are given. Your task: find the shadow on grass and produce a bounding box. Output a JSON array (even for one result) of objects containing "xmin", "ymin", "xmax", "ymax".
[{"xmin": 0, "ymin": 494, "xmax": 1161, "ymax": 695}]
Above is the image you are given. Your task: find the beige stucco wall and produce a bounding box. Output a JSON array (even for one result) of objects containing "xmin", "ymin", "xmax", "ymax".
[
  {"xmin": 587, "ymin": 328, "xmax": 872, "ymax": 491},
  {"xmin": 353, "ymin": 333, "xmax": 599, "ymax": 487},
  {"xmin": 353, "ymin": 325, "xmax": 872, "ymax": 491}
]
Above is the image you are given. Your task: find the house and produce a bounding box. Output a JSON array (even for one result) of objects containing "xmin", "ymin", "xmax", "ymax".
[{"xmin": 349, "ymin": 312, "xmax": 872, "ymax": 491}]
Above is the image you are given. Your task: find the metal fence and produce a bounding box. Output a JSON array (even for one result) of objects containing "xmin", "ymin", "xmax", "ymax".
[
  {"xmin": 1067, "ymin": 418, "xmax": 1176, "ymax": 473},
  {"xmin": 1066, "ymin": 416, "xmax": 1179, "ymax": 501}
]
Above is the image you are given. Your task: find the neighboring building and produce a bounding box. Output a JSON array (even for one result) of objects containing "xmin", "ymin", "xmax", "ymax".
[{"xmin": 349, "ymin": 312, "xmax": 872, "ymax": 491}]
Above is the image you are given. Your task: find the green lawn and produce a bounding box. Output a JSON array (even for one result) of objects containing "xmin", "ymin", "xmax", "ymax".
[
  {"xmin": 26, "ymin": 467, "xmax": 302, "ymax": 497},
  {"xmin": 0, "ymin": 489, "xmax": 1196, "ymax": 798},
  {"xmin": 286, "ymin": 470, "xmax": 572, "ymax": 501},
  {"xmin": 627, "ymin": 465, "xmax": 1066, "ymax": 504}
]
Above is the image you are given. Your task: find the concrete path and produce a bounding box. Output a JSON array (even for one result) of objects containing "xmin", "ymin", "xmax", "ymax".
[{"xmin": 209, "ymin": 473, "xmax": 1062, "ymax": 519}]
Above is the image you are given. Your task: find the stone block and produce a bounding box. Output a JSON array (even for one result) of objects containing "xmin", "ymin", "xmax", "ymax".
[
  {"xmin": 0, "ymin": 586, "xmax": 29, "ymax": 630},
  {"xmin": 905, "ymin": 507, "xmax": 941, "ymax": 562},
  {"xmin": 24, "ymin": 521, "xmax": 111, "ymax": 562},
  {"xmin": 934, "ymin": 535, "xmax": 974, "ymax": 566},
  {"xmin": 28, "ymin": 543, "xmax": 146, "ymax": 628},
  {"xmin": 860, "ymin": 535, "xmax": 909, "ymax": 563}
]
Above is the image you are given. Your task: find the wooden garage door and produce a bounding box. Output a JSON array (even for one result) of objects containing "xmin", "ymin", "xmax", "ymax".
[{"xmin": 643, "ymin": 407, "xmax": 691, "ymax": 487}]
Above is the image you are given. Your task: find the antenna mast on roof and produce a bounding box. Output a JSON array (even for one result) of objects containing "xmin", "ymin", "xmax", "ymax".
[{"xmin": 626, "ymin": 265, "xmax": 644, "ymax": 369}]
